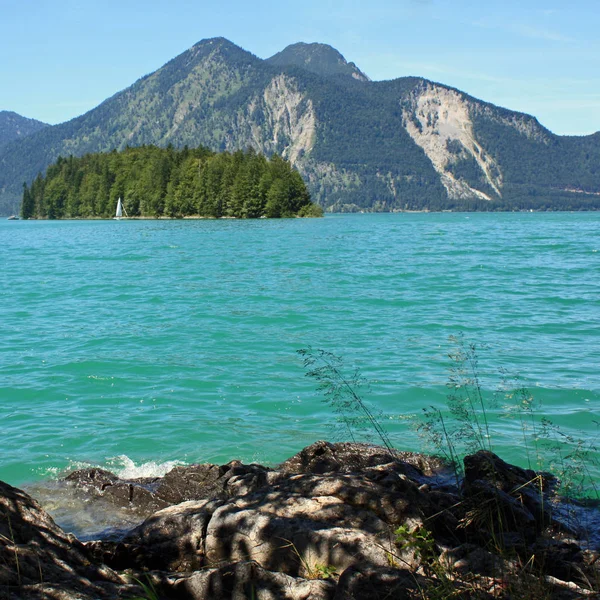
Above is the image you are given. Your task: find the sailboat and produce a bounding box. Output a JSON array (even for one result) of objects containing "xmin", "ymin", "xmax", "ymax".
[{"xmin": 114, "ymin": 197, "xmax": 128, "ymax": 220}]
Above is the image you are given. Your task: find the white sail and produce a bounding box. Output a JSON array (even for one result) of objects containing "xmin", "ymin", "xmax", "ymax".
[{"xmin": 116, "ymin": 198, "xmax": 123, "ymax": 218}]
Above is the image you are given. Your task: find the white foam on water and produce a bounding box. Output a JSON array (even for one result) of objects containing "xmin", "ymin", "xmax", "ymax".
[
  {"xmin": 25, "ymin": 455, "xmax": 188, "ymax": 540},
  {"xmin": 105, "ymin": 455, "xmax": 186, "ymax": 479},
  {"xmin": 33, "ymin": 460, "xmax": 106, "ymax": 482},
  {"xmin": 35, "ymin": 455, "xmax": 187, "ymax": 482}
]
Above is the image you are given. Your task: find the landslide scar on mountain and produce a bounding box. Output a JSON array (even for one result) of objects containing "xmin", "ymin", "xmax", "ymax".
[
  {"xmin": 262, "ymin": 74, "xmax": 317, "ymax": 165},
  {"xmin": 402, "ymin": 84, "xmax": 503, "ymax": 200}
]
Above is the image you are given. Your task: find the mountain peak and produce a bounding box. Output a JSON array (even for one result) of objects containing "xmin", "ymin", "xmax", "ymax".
[
  {"xmin": 191, "ymin": 37, "xmax": 237, "ymax": 50},
  {"xmin": 185, "ymin": 37, "xmax": 260, "ymax": 66},
  {"xmin": 267, "ymin": 42, "xmax": 369, "ymax": 81}
]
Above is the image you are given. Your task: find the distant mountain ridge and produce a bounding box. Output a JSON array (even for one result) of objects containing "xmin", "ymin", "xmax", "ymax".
[
  {"xmin": 1, "ymin": 37, "xmax": 599, "ymax": 215},
  {"xmin": 0, "ymin": 111, "xmax": 48, "ymax": 150}
]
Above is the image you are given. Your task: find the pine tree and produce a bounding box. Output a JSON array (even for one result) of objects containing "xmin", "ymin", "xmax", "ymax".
[{"xmin": 20, "ymin": 183, "xmax": 34, "ymax": 219}]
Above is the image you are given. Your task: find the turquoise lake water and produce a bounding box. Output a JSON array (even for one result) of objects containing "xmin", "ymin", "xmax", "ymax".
[{"xmin": 1, "ymin": 213, "xmax": 599, "ymax": 490}]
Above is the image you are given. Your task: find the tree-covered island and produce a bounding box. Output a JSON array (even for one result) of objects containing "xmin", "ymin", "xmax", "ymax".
[{"xmin": 21, "ymin": 145, "xmax": 323, "ymax": 219}]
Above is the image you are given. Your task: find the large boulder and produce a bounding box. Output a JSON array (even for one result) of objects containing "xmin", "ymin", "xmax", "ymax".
[
  {"xmin": 279, "ymin": 440, "xmax": 446, "ymax": 478},
  {"xmin": 82, "ymin": 444, "xmax": 461, "ymax": 579},
  {"xmin": 171, "ymin": 561, "xmax": 336, "ymax": 600},
  {"xmin": 0, "ymin": 480, "xmax": 132, "ymax": 599},
  {"xmin": 461, "ymin": 451, "xmax": 558, "ymax": 545},
  {"xmin": 101, "ymin": 465, "xmax": 436, "ymax": 577}
]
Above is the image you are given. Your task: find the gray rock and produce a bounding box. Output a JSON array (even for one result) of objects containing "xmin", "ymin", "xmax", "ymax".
[
  {"xmin": 99, "ymin": 466, "xmax": 430, "ymax": 576},
  {"xmin": 64, "ymin": 467, "xmax": 119, "ymax": 490},
  {"xmin": 204, "ymin": 475, "xmax": 406, "ymax": 576},
  {"xmin": 279, "ymin": 440, "xmax": 446, "ymax": 478},
  {"xmin": 63, "ymin": 460, "xmax": 271, "ymax": 517},
  {"xmin": 171, "ymin": 561, "xmax": 336, "ymax": 600},
  {"xmin": 0, "ymin": 479, "xmax": 130, "ymax": 599},
  {"xmin": 464, "ymin": 450, "xmax": 555, "ymax": 526},
  {"xmin": 63, "ymin": 467, "xmax": 167, "ymax": 517},
  {"xmin": 155, "ymin": 460, "xmax": 271, "ymax": 504},
  {"xmin": 85, "ymin": 456, "xmax": 453, "ymax": 577}
]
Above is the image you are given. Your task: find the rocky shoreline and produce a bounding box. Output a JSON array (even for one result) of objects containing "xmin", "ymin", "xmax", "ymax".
[{"xmin": 1, "ymin": 441, "xmax": 599, "ymax": 599}]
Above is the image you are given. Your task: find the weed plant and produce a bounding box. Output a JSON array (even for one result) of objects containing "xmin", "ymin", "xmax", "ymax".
[
  {"xmin": 279, "ymin": 538, "xmax": 338, "ymax": 580},
  {"xmin": 131, "ymin": 576, "xmax": 160, "ymax": 600},
  {"xmin": 417, "ymin": 333, "xmax": 497, "ymax": 483},
  {"xmin": 416, "ymin": 334, "xmax": 600, "ymax": 500},
  {"xmin": 300, "ymin": 339, "xmax": 599, "ymax": 498},
  {"xmin": 394, "ymin": 525, "xmax": 457, "ymax": 599},
  {"xmin": 297, "ymin": 347, "xmax": 395, "ymax": 455}
]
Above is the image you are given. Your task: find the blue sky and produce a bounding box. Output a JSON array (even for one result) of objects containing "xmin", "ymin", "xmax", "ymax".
[{"xmin": 1, "ymin": 0, "xmax": 598, "ymax": 135}]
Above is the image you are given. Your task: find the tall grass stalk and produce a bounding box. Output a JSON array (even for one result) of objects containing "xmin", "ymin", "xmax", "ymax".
[
  {"xmin": 298, "ymin": 347, "xmax": 394, "ymax": 455},
  {"xmin": 417, "ymin": 335, "xmax": 496, "ymax": 479},
  {"xmin": 497, "ymin": 370, "xmax": 540, "ymax": 471},
  {"xmin": 132, "ymin": 576, "xmax": 160, "ymax": 600},
  {"xmin": 445, "ymin": 333, "xmax": 493, "ymax": 454},
  {"xmin": 538, "ymin": 418, "xmax": 600, "ymax": 501},
  {"xmin": 423, "ymin": 335, "xmax": 600, "ymax": 501},
  {"xmin": 300, "ymin": 338, "xmax": 599, "ymax": 500}
]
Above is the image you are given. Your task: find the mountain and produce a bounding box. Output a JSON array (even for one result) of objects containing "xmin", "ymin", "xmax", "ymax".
[
  {"xmin": 1, "ymin": 37, "xmax": 599, "ymax": 216},
  {"xmin": 266, "ymin": 42, "xmax": 370, "ymax": 81},
  {"xmin": 0, "ymin": 111, "xmax": 48, "ymax": 149}
]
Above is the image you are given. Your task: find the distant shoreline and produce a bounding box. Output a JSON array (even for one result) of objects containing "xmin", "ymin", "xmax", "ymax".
[{"xmin": 8, "ymin": 208, "xmax": 600, "ymax": 220}]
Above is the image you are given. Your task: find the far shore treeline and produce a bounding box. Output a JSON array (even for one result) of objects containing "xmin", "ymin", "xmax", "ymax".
[{"xmin": 21, "ymin": 145, "xmax": 323, "ymax": 219}]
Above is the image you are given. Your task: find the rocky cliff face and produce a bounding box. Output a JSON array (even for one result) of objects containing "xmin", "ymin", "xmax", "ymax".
[
  {"xmin": 261, "ymin": 74, "xmax": 317, "ymax": 163},
  {"xmin": 402, "ymin": 83, "xmax": 503, "ymax": 200}
]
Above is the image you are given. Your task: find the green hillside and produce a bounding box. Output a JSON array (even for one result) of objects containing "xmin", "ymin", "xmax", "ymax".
[{"xmin": 0, "ymin": 111, "xmax": 48, "ymax": 150}]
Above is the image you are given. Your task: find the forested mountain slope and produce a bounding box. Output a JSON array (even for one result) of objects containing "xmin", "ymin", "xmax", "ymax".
[{"xmin": 1, "ymin": 37, "xmax": 599, "ymax": 215}]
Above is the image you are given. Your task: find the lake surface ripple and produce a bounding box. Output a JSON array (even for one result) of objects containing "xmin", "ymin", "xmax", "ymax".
[{"xmin": 1, "ymin": 213, "xmax": 599, "ymax": 488}]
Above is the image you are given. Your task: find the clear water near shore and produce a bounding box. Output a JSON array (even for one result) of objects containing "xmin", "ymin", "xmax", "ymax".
[{"xmin": 1, "ymin": 212, "xmax": 599, "ymax": 491}]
